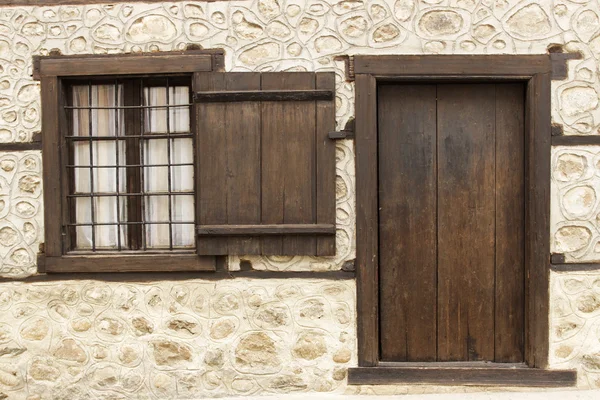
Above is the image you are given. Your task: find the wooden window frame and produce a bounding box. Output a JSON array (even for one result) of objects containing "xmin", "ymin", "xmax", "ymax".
[
  {"xmin": 352, "ymin": 55, "xmax": 576, "ymax": 385},
  {"xmin": 37, "ymin": 50, "xmax": 223, "ymax": 273}
]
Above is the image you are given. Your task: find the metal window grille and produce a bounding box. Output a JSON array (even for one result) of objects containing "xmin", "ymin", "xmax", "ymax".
[{"xmin": 64, "ymin": 77, "xmax": 195, "ymax": 252}]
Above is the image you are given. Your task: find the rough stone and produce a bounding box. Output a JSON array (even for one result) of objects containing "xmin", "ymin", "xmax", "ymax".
[
  {"xmin": 560, "ymin": 86, "xmax": 599, "ymax": 118},
  {"xmin": 340, "ymin": 16, "xmax": 368, "ymax": 37},
  {"xmin": 373, "ymin": 24, "xmax": 401, "ymax": 43},
  {"xmin": 239, "ymin": 43, "xmax": 280, "ymax": 66},
  {"xmin": 204, "ymin": 348, "xmax": 224, "ymax": 368},
  {"xmin": 555, "ymin": 154, "xmax": 586, "ymax": 182},
  {"xmin": 234, "ymin": 332, "xmax": 280, "ymax": 369},
  {"xmin": 29, "ymin": 360, "xmax": 60, "ymax": 381},
  {"xmin": 53, "ymin": 339, "xmax": 87, "ymax": 363},
  {"xmin": 394, "ymin": 0, "xmax": 415, "ymax": 21},
  {"xmin": 576, "ymin": 293, "xmax": 600, "ymax": 313},
  {"xmin": 555, "ymin": 226, "xmax": 593, "ymax": 253},
  {"xmin": 20, "ymin": 318, "xmax": 49, "ymax": 341},
  {"xmin": 333, "ymin": 347, "xmax": 351, "ymax": 363},
  {"xmin": 418, "ymin": 10, "xmax": 463, "ymax": 37},
  {"xmin": 505, "ymin": 4, "xmax": 552, "ymax": 38},
  {"xmin": 562, "ymin": 186, "xmax": 596, "ymax": 217},
  {"xmin": 210, "ymin": 319, "xmax": 236, "ymax": 340},
  {"xmin": 127, "ymin": 15, "xmax": 177, "ymax": 43},
  {"xmin": 151, "ymin": 340, "xmax": 192, "ymax": 366},
  {"xmin": 293, "ymin": 331, "xmax": 327, "ymax": 360},
  {"xmin": 131, "ymin": 316, "xmax": 153, "ymax": 335}
]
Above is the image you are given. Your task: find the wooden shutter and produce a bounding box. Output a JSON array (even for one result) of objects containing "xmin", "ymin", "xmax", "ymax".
[{"xmin": 194, "ymin": 72, "xmax": 336, "ymax": 256}]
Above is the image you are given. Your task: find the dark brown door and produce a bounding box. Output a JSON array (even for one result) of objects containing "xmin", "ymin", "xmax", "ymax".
[{"xmin": 378, "ymin": 83, "xmax": 525, "ymax": 363}]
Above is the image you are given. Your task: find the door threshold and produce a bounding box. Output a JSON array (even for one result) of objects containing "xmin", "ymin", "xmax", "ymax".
[
  {"xmin": 377, "ymin": 361, "xmax": 529, "ymax": 369},
  {"xmin": 347, "ymin": 364, "xmax": 577, "ymax": 387}
]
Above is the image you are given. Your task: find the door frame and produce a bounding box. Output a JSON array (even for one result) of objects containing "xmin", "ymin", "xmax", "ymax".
[{"xmin": 354, "ymin": 55, "xmax": 553, "ymax": 371}]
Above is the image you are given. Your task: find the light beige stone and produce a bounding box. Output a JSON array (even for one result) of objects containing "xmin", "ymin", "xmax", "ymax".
[
  {"xmin": 235, "ymin": 332, "xmax": 280, "ymax": 370},
  {"xmin": 293, "ymin": 331, "xmax": 327, "ymax": 360},
  {"xmin": 151, "ymin": 340, "xmax": 192, "ymax": 366},
  {"xmin": 53, "ymin": 339, "xmax": 87, "ymax": 363},
  {"xmin": 20, "ymin": 318, "xmax": 49, "ymax": 341}
]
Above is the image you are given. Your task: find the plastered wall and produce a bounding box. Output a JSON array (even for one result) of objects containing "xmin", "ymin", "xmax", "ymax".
[{"xmin": 0, "ymin": 0, "xmax": 599, "ymax": 398}]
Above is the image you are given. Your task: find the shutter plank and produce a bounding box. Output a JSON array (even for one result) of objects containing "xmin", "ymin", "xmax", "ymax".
[
  {"xmin": 316, "ymin": 73, "xmax": 336, "ymax": 256},
  {"xmin": 263, "ymin": 72, "xmax": 317, "ymax": 255},
  {"xmin": 225, "ymin": 73, "xmax": 262, "ymax": 254},
  {"xmin": 195, "ymin": 73, "xmax": 229, "ymax": 254}
]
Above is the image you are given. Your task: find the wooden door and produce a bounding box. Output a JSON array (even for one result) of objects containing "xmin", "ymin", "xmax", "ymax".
[{"xmin": 378, "ymin": 83, "xmax": 525, "ymax": 363}]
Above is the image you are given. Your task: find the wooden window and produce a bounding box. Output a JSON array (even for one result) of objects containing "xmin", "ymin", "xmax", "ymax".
[{"xmin": 37, "ymin": 51, "xmax": 336, "ymax": 273}]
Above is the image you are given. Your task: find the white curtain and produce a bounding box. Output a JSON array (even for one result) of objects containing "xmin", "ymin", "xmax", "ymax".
[
  {"xmin": 143, "ymin": 86, "xmax": 194, "ymax": 249},
  {"xmin": 71, "ymin": 83, "xmax": 194, "ymax": 251},
  {"xmin": 72, "ymin": 84, "xmax": 127, "ymax": 250}
]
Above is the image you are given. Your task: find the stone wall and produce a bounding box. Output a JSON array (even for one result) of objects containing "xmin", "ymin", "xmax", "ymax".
[{"xmin": 0, "ymin": 0, "xmax": 599, "ymax": 398}]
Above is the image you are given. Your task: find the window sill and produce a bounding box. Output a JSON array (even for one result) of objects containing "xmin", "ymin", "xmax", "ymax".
[
  {"xmin": 39, "ymin": 254, "xmax": 215, "ymax": 273},
  {"xmin": 347, "ymin": 364, "xmax": 577, "ymax": 387}
]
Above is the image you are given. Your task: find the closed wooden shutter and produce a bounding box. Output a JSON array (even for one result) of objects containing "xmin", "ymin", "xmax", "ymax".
[{"xmin": 194, "ymin": 72, "xmax": 336, "ymax": 256}]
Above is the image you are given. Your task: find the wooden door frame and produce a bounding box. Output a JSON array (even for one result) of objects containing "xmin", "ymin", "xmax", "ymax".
[{"xmin": 355, "ymin": 55, "xmax": 552, "ymax": 370}]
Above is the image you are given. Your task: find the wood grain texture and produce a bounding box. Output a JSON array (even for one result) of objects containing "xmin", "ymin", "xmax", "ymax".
[
  {"xmin": 41, "ymin": 76, "xmax": 62, "ymax": 257},
  {"xmin": 353, "ymin": 55, "xmax": 552, "ymax": 77},
  {"xmin": 44, "ymin": 254, "xmax": 215, "ymax": 273},
  {"xmin": 195, "ymin": 72, "xmax": 230, "ymax": 255},
  {"xmin": 355, "ymin": 73, "xmax": 379, "ymax": 366},
  {"xmin": 1, "ymin": 0, "xmax": 245, "ymax": 4},
  {"xmin": 551, "ymin": 135, "xmax": 600, "ymax": 146},
  {"xmin": 315, "ymin": 73, "xmax": 336, "ymax": 256},
  {"xmin": 525, "ymin": 73, "xmax": 551, "ymax": 368},
  {"xmin": 196, "ymin": 224, "xmax": 334, "ymax": 235},
  {"xmin": 378, "ymin": 84, "xmax": 437, "ymax": 362},
  {"xmin": 224, "ymin": 73, "xmax": 262, "ymax": 254},
  {"xmin": 437, "ymin": 84, "xmax": 496, "ymax": 362},
  {"xmin": 347, "ymin": 367, "xmax": 576, "ymax": 387},
  {"xmin": 494, "ymin": 83, "xmax": 526, "ymax": 363},
  {"xmin": 195, "ymin": 72, "xmax": 336, "ymax": 256},
  {"xmin": 36, "ymin": 54, "xmax": 212, "ymax": 79},
  {"xmin": 261, "ymin": 72, "xmax": 317, "ymax": 255},
  {"xmin": 193, "ymin": 90, "xmax": 333, "ymax": 102}
]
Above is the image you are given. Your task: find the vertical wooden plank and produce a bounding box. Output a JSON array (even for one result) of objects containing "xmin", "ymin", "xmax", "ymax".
[
  {"xmin": 495, "ymin": 83, "xmax": 526, "ymax": 363},
  {"xmin": 41, "ymin": 76, "xmax": 63, "ymax": 257},
  {"xmin": 355, "ymin": 74, "xmax": 379, "ymax": 366},
  {"xmin": 124, "ymin": 80, "xmax": 142, "ymax": 250},
  {"xmin": 437, "ymin": 84, "xmax": 496, "ymax": 362},
  {"xmin": 315, "ymin": 72, "xmax": 336, "ymax": 256},
  {"xmin": 224, "ymin": 73, "xmax": 261, "ymax": 254},
  {"xmin": 195, "ymin": 73, "xmax": 228, "ymax": 255},
  {"xmin": 378, "ymin": 84, "xmax": 437, "ymax": 361},
  {"xmin": 261, "ymin": 72, "xmax": 316, "ymax": 255},
  {"xmin": 525, "ymin": 73, "xmax": 551, "ymax": 368}
]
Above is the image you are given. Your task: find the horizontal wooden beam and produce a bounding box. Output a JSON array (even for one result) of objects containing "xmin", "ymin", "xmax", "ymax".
[
  {"xmin": 0, "ymin": 142, "xmax": 42, "ymax": 151},
  {"xmin": 42, "ymin": 254, "xmax": 215, "ymax": 273},
  {"xmin": 550, "ymin": 52, "xmax": 583, "ymax": 80},
  {"xmin": 194, "ymin": 90, "xmax": 334, "ymax": 102},
  {"xmin": 347, "ymin": 367, "xmax": 577, "ymax": 387},
  {"xmin": 551, "ymin": 263, "xmax": 600, "ymax": 272},
  {"xmin": 0, "ymin": 269, "xmax": 355, "ymax": 283},
  {"xmin": 34, "ymin": 52, "xmax": 213, "ymax": 79},
  {"xmin": 1, "ymin": 0, "xmax": 243, "ymax": 4},
  {"xmin": 197, "ymin": 224, "xmax": 335, "ymax": 236},
  {"xmin": 353, "ymin": 55, "xmax": 552, "ymax": 77},
  {"xmin": 552, "ymin": 135, "xmax": 600, "ymax": 146}
]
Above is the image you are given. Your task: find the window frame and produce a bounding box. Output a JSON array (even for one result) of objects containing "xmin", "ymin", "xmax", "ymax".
[{"xmin": 37, "ymin": 50, "xmax": 223, "ymax": 273}]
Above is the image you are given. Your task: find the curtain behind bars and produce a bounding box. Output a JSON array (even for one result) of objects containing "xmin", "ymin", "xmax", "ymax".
[{"xmin": 72, "ymin": 84, "xmax": 194, "ymax": 250}]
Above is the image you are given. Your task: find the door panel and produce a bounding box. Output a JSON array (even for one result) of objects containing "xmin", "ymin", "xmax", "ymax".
[
  {"xmin": 437, "ymin": 84, "xmax": 496, "ymax": 361},
  {"xmin": 494, "ymin": 84, "xmax": 525, "ymax": 362},
  {"xmin": 378, "ymin": 83, "xmax": 525, "ymax": 363},
  {"xmin": 378, "ymin": 85, "xmax": 437, "ymax": 361}
]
